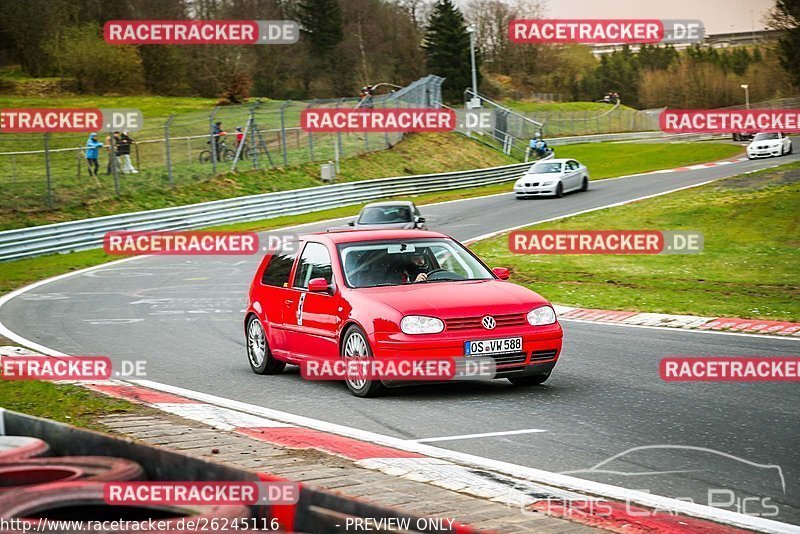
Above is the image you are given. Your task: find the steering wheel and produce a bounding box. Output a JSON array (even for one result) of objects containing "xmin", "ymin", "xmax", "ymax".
[
  {"xmin": 413, "ymin": 268, "xmax": 444, "ymax": 282},
  {"xmin": 424, "ymin": 269, "xmax": 465, "ymax": 282}
]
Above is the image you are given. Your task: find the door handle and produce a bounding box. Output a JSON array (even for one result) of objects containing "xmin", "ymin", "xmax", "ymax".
[{"xmin": 285, "ymin": 299, "xmax": 293, "ymax": 306}]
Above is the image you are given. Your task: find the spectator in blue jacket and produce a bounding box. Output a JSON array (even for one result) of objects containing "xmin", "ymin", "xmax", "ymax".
[{"xmin": 85, "ymin": 132, "xmax": 104, "ymax": 176}]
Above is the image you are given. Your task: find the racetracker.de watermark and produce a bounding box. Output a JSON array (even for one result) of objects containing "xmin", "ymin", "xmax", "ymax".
[
  {"xmin": 509, "ymin": 230, "xmax": 703, "ymax": 255},
  {"xmin": 509, "ymin": 19, "xmax": 704, "ymax": 45},
  {"xmin": 104, "ymin": 20, "xmax": 299, "ymax": 45},
  {"xmin": 301, "ymin": 108, "xmax": 456, "ymax": 133},
  {"xmin": 0, "ymin": 356, "xmax": 147, "ymax": 380},
  {"xmin": 104, "ymin": 481, "xmax": 298, "ymax": 505},
  {"xmin": 660, "ymin": 356, "xmax": 800, "ymax": 382},
  {"xmin": 103, "ymin": 231, "xmax": 260, "ymax": 256},
  {"xmin": 660, "ymin": 109, "xmax": 800, "ymax": 133},
  {"xmin": 301, "ymin": 357, "xmax": 497, "ymax": 381},
  {"xmin": 0, "ymin": 108, "xmax": 142, "ymax": 133}
]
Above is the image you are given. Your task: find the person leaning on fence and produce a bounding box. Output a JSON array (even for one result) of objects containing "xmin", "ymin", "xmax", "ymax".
[
  {"xmin": 211, "ymin": 121, "xmax": 226, "ymax": 160},
  {"xmin": 118, "ymin": 131, "xmax": 138, "ymax": 174},
  {"xmin": 105, "ymin": 132, "xmax": 116, "ymax": 174},
  {"xmin": 84, "ymin": 132, "xmax": 104, "ymax": 177}
]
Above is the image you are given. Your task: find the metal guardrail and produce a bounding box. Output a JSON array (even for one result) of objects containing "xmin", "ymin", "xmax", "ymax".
[{"xmin": 0, "ymin": 162, "xmax": 530, "ymax": 262}]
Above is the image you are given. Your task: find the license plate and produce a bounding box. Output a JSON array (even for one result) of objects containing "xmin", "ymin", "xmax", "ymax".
[{"xmin": 465, "ymin": 337, "xmax": 522, "ymax": 356}]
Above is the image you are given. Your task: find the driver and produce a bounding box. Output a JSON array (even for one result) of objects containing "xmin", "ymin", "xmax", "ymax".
[{"xmin": 404, "ymin": 252, "xmax": 430, "ymax": 283}]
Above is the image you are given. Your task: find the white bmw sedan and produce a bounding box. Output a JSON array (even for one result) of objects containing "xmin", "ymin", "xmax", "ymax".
[
  {"xmin": 514, "ymin": 158, "xmax": 590, "ymax": 199},
  {"xmin": 747, "ymin": 133, "xmax": 793, "ymax": 159}
]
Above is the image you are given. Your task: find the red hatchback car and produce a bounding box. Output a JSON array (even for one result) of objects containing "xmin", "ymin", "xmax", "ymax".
[{"xmin": 244, "ymin": 230, "xmax": 563, "ymax": 397}]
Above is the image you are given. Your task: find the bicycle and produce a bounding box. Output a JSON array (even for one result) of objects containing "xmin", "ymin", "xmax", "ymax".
[{"xmin": 199, "ymin": 138, "xmax": 236, "ymax": 164}]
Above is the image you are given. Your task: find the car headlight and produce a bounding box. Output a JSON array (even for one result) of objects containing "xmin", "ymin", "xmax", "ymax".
[
  {"xmin": 401, "ymin": 315, "xmax": 444, "ymax": 334},
  {"xmin": 541, "ymin": 181, "xmax": 553, "ymax": 186},
  {"xmin": 527, "ymin": 306, "xmax": 556, "ymax": 326}
]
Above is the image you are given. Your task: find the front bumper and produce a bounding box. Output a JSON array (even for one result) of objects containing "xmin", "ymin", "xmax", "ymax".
[
  {"xmin": 748, "ymin": 148, "xmax": 781, "ymax": 158},
  {"xmin": 514, "ymin": 185, "xmax": 557, "ymax": 196},
  {"xmin": 372, "ymin": 324, "xmax": 563, "ymax": 380}
]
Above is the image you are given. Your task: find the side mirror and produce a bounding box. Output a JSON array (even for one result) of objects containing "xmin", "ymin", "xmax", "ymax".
[
  {"xmin": 347, "ymin": 221, "xmax": 355, "ymax": 227},
  {"xmin": 492, "ymin": 267, "xmax": 510, "ymax": 280},
  {"xmin": 308, "ymin": 277, "xmax": 330, "ymax": 292},
  {"xmin": 415, "ymin": 216, "xmax": 426, "ymax": 227}
]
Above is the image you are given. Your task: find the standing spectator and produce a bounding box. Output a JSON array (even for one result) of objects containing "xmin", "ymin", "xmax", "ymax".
[
  {"xmin": 235, "ymin": 126, "xmax": 244, "ymax": 147},
  {"xmin": 105, "ymin": 132, "xmax": 116, "ymax": 174},
  {"xmin": 84, "ymin": 132, "xmax": 104, "ymax": 176},
  {"xmin": 118, "ymin": 131, "xmax": 138, "ymax": 174},
  {"xmin": 211, "ymin": 121, "xmax": 226, "ymax": 160}
]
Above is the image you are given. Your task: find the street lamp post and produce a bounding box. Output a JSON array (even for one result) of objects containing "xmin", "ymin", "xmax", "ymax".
[
  {"xmin": 467, "ymin": 24, "xmax": 479, "ymax": 108},
  {"xmin": 740, "ymin": 84, "xmax": 750, "ymax": 109}
]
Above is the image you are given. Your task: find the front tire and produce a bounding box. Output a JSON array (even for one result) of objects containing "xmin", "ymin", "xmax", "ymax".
[
  {"xmin": 246, "ymin": 315, "xmax": 285, "ymax": 375},
  {"xmin": 554, "ymin": 183, "xmax": 564, "ymax": 198},
  {"xmin": 341, "ymin": 325, "xmax": 384, "ymax": 398},
  {"xmin": 508, "ymin": 372, "xmax": 550, "ymax": 386}
]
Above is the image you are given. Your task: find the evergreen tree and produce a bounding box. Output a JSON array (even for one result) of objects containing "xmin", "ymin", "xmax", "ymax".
[
  {"xmin": 297, "ymin": 0, "xmax": 344, "ymax": 59},
  {"xmin": 770, "ymin": 0, "xmax": 800, "ymax": 87},
  {"xmin": 423, "ymin": 0, "xmax": 478, "ymax": 102}
]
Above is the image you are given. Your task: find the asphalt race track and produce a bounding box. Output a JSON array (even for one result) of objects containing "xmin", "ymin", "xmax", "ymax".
[{"xmin": 3, "ymin": 148, "xmax": 799, "ymax": 524}]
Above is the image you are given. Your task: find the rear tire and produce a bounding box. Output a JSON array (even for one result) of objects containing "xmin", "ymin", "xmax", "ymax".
[
  {"xmin": 246, "ymin": 315, "xmax": 285, "ymax": 375},
  {"xmin": 508, "ymin": 373, "xmax": 550, "ymax": 386},
  {"xmin": 554, "ymin": 183, "xmax": 564, "ymax": 198},
  {"xmin": 580, "ymin": 177, "xmax": 589, "ymax": 192},
  {"xmin": 341, "ymin": 325, "xmax": 384, "ymax": 398}
]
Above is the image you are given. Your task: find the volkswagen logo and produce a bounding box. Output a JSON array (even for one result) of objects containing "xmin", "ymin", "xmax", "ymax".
[{"xmin": 482, "ymin": 316, "xmax": 496, "ymax": 330}]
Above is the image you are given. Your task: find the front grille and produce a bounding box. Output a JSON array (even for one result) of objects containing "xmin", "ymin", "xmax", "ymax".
[
  {"xmin": 486, "ymin": 352, "xmax": 527, "ymax": 365},
  {"xmin": 530, "ymin": 349, "xmax": 558, "ymax": 362},
  {"xmin": 524, "ymin": 182, "xmax": 539, "ymax": 187},
  {"xmin": 446, "ymin": 313, "xmax": 528, "ymax": 331}
]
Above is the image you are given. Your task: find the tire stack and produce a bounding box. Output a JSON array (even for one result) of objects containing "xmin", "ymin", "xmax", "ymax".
[{"xmin": 0, "ymin": 436, "xmax": 254, "ymax": 533}]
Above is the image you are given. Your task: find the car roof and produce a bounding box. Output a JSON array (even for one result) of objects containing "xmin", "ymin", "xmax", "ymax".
[
  {"xmin": 303, "ymin": 229, "xmax": 447, "ymax": 244},
  {"xmin": 361, "ymin": 200, "xmax": 416, "ymax": 208},
  {"xmin": 533, "ymin": 158, "xmax": 570, "ymax": 163}
]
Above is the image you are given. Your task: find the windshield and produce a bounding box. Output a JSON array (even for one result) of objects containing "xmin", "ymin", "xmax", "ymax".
[
  {"xmin": 358, "ymin": 205, "xmax": 413, "ymax": 224},
  {"xmin": 338, "ymin": 239, "xmax": 494, "ymax": 288},
  {"xmin": 528, "ymin": 162, "xmax": 562, "ymax": 174},
  {"xmin": 753, "ymin": 133, "xmax": 780, "ymax": 141}
]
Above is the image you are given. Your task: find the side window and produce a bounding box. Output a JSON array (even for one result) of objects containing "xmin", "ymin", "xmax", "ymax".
[
  {"xmin": 567, "ymin": 160, "xmax": 578, "ymax": 171},
  {"xmin": 261, "ymin": 247, "xmax": 297, "ymax": 287},
  {"xmin": 293, "ymin": 242, "xmax": 333, "ymax": 289}
]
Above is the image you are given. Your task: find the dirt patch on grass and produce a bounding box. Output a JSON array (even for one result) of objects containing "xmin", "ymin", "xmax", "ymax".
[{"xmin": 714, "ymin": 163, "xmax": 800, "ymax": 191}]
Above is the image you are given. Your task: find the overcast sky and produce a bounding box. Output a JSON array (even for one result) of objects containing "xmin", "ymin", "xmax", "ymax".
[{"xmin": 541, "ymin": 0, "xmax": 775, "ymax": 35}]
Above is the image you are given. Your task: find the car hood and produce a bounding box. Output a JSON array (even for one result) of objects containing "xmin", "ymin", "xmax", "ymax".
[
  {"xmin": 749, "ymin": 140, "xmax": 781, "ymax": 147},
  {"xmin": 356, "ymin": 279, "xmax": 550, "ymax": 318}
]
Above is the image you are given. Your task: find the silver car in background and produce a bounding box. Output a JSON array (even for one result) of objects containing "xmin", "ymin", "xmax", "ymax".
[
  {"xmin": 346, "ymin": 201, "xmax": 427, "ymax": 230},
  {"xmin": 514, "ymin": 158, "xmax": 590, "ymax": 198}
]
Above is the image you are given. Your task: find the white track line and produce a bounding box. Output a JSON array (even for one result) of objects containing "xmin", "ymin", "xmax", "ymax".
[
  {"xmin": 560, "ymin": 317, "xmax": 800, "ymax": 342},
  {"xmin": 414, "ymin": 428, "xmax": 546, "ymax": 443}
]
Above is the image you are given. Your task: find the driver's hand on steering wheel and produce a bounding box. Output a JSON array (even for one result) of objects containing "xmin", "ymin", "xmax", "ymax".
[{"xmin": 415, "ymin": 272, "xmax": 428, "ymax": 283}]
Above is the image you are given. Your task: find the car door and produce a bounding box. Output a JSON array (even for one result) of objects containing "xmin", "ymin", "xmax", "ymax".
[
  {"xmin": 565, "ymin": 160, "xmax": 580, "ymax": 190},
  {"xmin": 282, "ymin": 241, "xmax": 341, "ymax": 361},
  {"xmin": 255, "ymin": 245, "xmax": 298, "ymax": 359}
]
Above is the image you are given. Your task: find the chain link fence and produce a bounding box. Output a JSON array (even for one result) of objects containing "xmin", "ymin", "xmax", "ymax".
[{"xmin": 0, "ymin": 75, "xmax": 444, "ymax": 212}]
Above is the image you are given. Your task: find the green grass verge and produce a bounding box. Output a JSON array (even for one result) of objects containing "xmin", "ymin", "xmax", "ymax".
[
  {"xmin": 554, "ymin": 142, "xmax": 742, "ymax": 179},
  {"xmin": 4, "ymin": 133, "xmax": 515, "ymax": 230},
  {"xmin": 0, "ymin": 379, "xmax": 143, "ymax": 431},
  {"xmin": 502, "ymin": 100, "xmax": 636, "ymax": 113},
  {"xmin": 470, "ymin": 161, "xmax": 800, "ymax": 321},
  {"xmin": 0, "ymin": 92, "xmax": 220, "ymax": 117}
]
